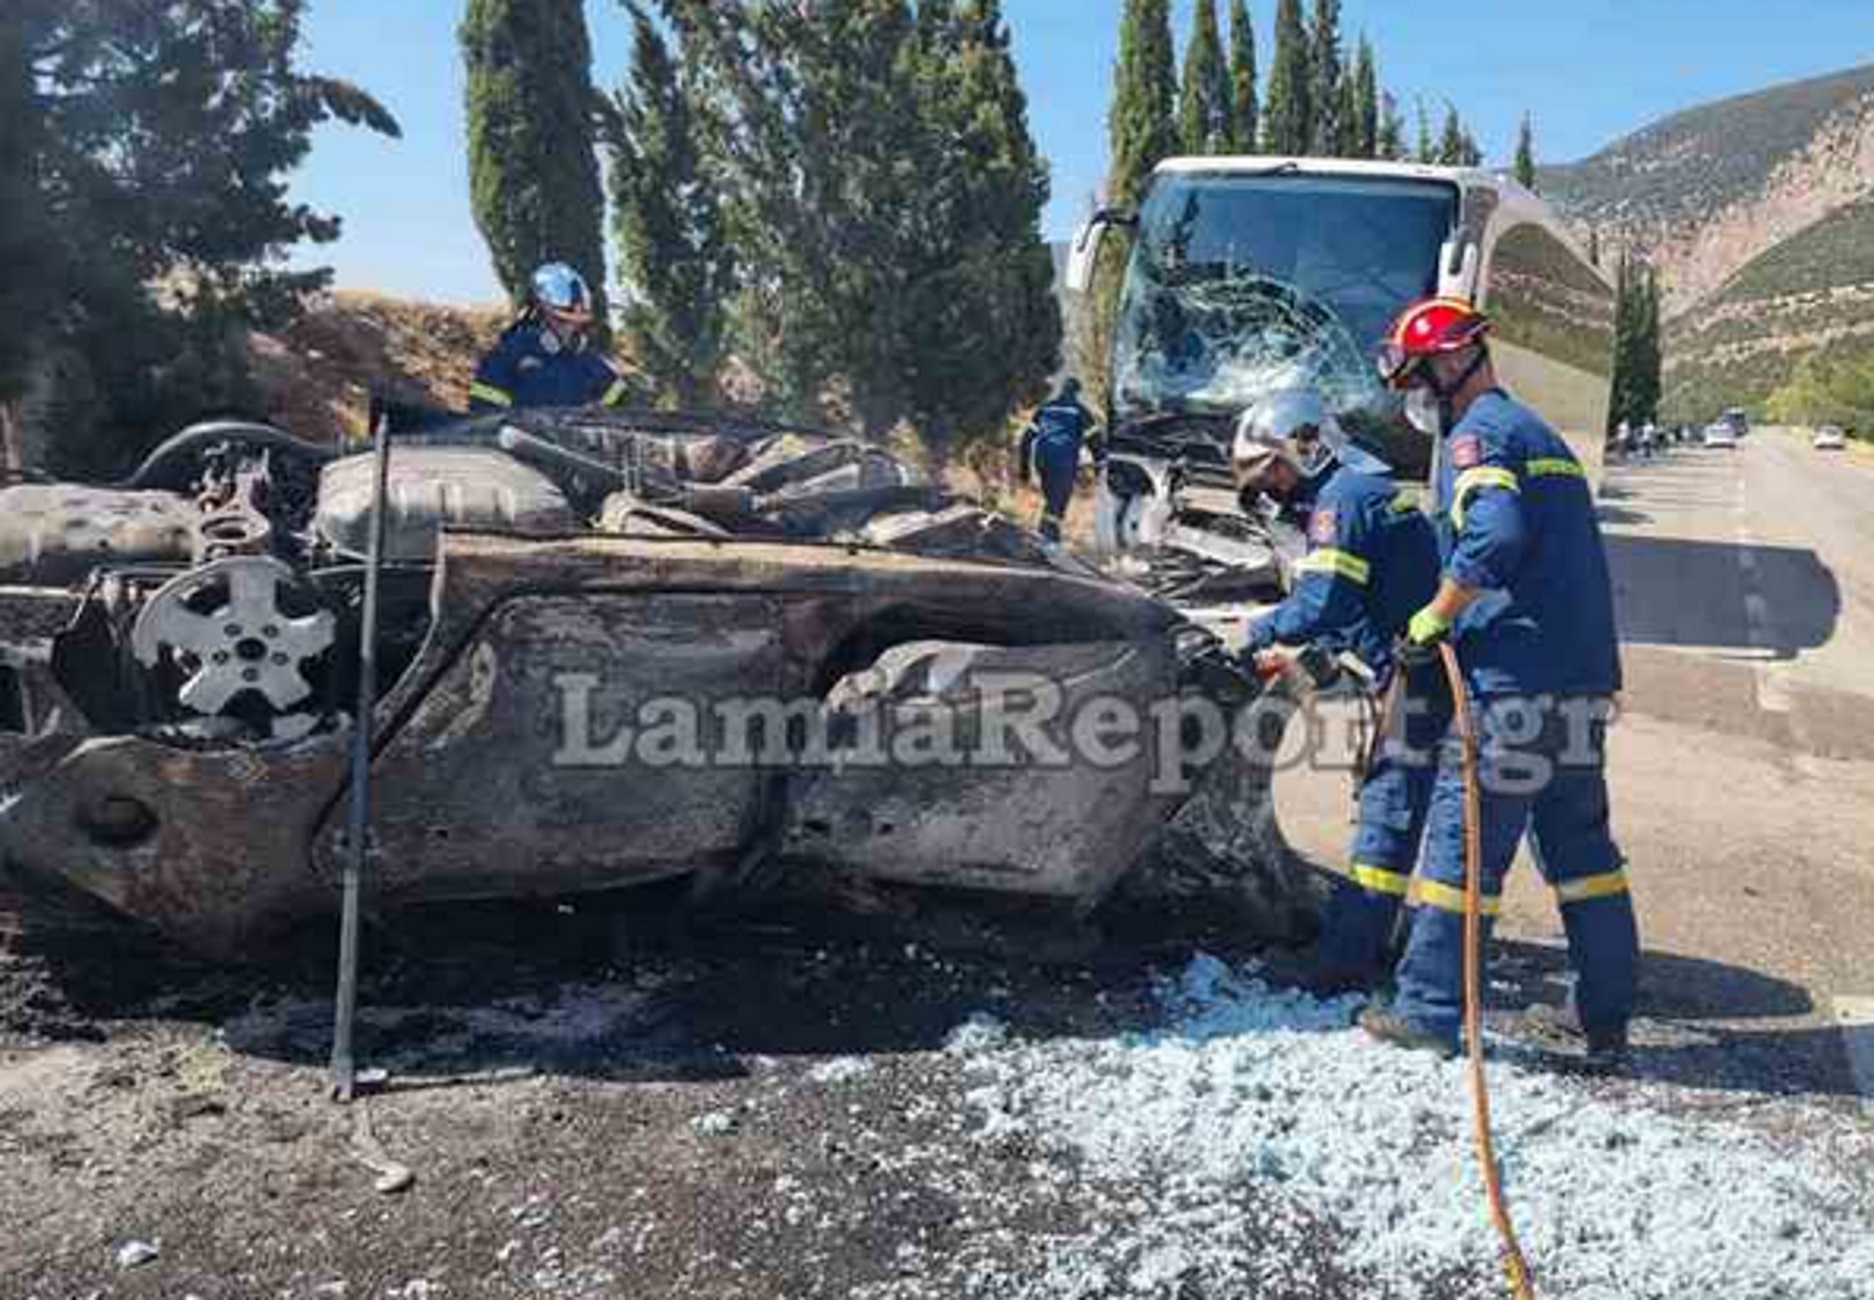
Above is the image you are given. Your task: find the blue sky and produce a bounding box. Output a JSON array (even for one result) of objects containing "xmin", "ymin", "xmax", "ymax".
[{"xmin": 289, "ymin": 1, "xmax": 1874, "ymax": 304}]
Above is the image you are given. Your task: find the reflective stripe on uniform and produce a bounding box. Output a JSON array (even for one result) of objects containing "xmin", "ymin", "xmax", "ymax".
[
  {"xmin": 1390, "ymin": 491, "xmax": 1421, "ymax": 514},
  {"xmin": 602, "ymin": 378, "xmax": 631, "ymax": 407},
  {"xmin": 470, "ymin": 381, "xmax": 514, "ymax": 408},
  {"xmin": 1294, "ymin": 547, "xmax": 1372, "ymax": 585},
  {"xmin": 1351, "ymin": 862, "xmax": 1412, "ymax": 897},
  {"xmin": 1525, "ymin": 456, "xmax": 1585, "ymax": 480},
  {"xmin": 1554, "ymin": 869, "xmax": 1630, "ymax": 905},
  {"xmin": 1408, "ymin": 876, "xmax": 1503, "ymax": 917},
  {"xmin": 1452, "ymin": 466, "xmax": 1520, "ymax": 529}
]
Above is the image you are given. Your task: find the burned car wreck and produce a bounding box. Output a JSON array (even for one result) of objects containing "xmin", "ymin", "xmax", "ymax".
[{"xmin": 0, "ymin": 408, "xmax": 1318, "ymax": 958}]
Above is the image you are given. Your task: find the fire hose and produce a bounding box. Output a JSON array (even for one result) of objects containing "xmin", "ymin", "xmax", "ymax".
[{"xmin": 1437, "ymin": 640, "xmax": 1537, "ymax": 1300}]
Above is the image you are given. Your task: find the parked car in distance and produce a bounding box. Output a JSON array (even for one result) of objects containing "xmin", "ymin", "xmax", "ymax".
[
  {"xmin": 1703, "ymin": 422, "xmax": 1739, "ymax": 449},
  {"xmin": 1813, "ymin": 425, "xmax": 1848, "ymax": 451}
]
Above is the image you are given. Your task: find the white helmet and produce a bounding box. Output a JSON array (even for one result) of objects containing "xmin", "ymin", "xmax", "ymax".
[{"xmin": 1232, "ymin": 388, "xmax": 1347, "ymax": 488}]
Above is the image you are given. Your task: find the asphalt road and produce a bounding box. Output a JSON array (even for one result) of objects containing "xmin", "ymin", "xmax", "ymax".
[{"xmin": 1278, "ymin": 426, "xmax": 1874, "ymax": 1103}]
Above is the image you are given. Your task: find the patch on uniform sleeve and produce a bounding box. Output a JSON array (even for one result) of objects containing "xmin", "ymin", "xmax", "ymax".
[
  {"xmin": 1309, "ymin": 508, "xmax": 1338, "ymax": 545},
  {"xmin": 1450, "ymin": 435, "xmax": 1483, "ymax": 469}
]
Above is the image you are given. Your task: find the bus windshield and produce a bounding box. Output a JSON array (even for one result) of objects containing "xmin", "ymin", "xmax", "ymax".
[{"xmin": 1112, "ymin": 172, "xmax": 1457, "ymax": 463}]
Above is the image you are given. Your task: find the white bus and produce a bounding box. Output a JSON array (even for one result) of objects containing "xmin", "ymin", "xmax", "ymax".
[{"xmin": 1066, "ymin": 157, "xmax": 1615, "ymax": 613}]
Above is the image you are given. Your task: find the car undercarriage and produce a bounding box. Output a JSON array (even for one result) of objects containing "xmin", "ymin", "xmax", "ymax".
[{"xmin": 0, "ymin": 408, "xmax": 1320, "ymax": 958}]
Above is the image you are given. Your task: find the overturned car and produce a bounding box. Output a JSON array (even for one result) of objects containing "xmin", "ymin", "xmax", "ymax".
[{"xmin": 0, "ymin": 408, "xmax": 1317, "ymax": 958}]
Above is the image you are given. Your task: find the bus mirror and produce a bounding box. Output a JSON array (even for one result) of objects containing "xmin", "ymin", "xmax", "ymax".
[
  {"xmin": 1065, "ymin": 209, "xmax": 1136, "ymax": 295},
  {"xmin": 1438, "ymin": 237, "xmax": 1481, "ymax": 302}
]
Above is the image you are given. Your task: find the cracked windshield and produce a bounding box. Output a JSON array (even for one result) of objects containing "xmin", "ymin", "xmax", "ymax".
[
  {"xmin": 1114, "ymin": 174, "xmax": 1453, "ymax": 449},
  {"xmin": 4, "ymin": 1, "xmax": 1874, "ymax": 1298}
]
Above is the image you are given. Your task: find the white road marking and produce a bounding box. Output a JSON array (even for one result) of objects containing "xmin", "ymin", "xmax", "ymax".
[
  {"xmin": 1835, "ymin": 997, "xmax": 1874, "ymax": 1115},
  {"xmin": 1730, "ymin": 459, "xmax": 1795, "ymax": 716}
]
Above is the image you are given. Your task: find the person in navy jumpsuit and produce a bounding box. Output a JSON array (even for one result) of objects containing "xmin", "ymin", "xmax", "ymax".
[
  {"xmin": 1363, "ymin": 297, "xmax": 1640, "ymax": 1070},
  {"xmin": 1018, "ymin": 378, "xmax": 1096, "ymax": 541},
  {"xmin": 470, "ymin": 262, "xmax": 633, "ymax": 414},
  {"xmin": 1233, "ymin": 390, "xmax": 1445, "ymax": 990}
]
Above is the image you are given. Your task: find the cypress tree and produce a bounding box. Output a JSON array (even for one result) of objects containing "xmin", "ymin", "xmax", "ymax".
[
  {"xmin": 1436, "ymin": 103, "xmax": 1466, "ymax": 164},
  {"xmin": 1460, "ymin": 123, "xmax": 1483, "ymax": 166},
  {"xmin": 1376, "ymin": 91, "xmax": 1405, "ymax": 161},
  {"xmin": 1308, "ymin": 0, "xmax": 1343, "ymax": 154},
  {"xmin": 1351, "ymin": 37, "xmax": 1379, "ymax": 159},
  {"xmin": 1088, "ymin": 0, "xmax": 1177, "ymax": 413},
  {"xmin": 1514, "ymin": 112, "xmax": 1538, "ymax": 191},
  {"xmin": 1227, "ymin": 0, "xmax": 1259, "ymax": 152},
  {"xmin": 1261, "ymin": 0, "xmax": 1312, "ymax": 154},
  {"xmin": 1179, "ymin": 0, "xmax": 1231, "ymax": 154},
  {"xmin": 1335, "ymin": 67, "xmax": 1360, "ymax": 159},
  {"xmin": 609, "ymin": 4, "xmax": 734, "ymax": 407},
  {"xmin": 462, "ymin": 0, "xmax": 610, "ymax": 328},
  {"xmin": 1109, "ymin": 0, "xmax": 1179, "ymax": 203},
  {"xmin": 1588, "ymin": 227, "xmax": 1601, "ymax": 267},
  {"xmin": 1414, "ymin": 98, "xmax": 1434, "ymax": 163}
]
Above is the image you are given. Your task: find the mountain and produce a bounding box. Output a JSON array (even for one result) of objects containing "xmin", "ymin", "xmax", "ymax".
[{"xmin": 1541, "ymin": 63, "xmax": 1874, "ymax": 417}]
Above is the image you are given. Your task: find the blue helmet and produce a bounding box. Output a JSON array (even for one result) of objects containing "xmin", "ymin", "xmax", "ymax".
[{"xmin": 530, "ymin": 262, "xmax": 594, "ymax": 322}]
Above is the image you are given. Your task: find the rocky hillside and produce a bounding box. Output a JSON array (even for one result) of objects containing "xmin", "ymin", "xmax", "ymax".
[
  {"xmin": 1662, "ymin": 196, "xmax": 1874, "ymax": 416},
  {"xmin": 1542, "ymin": 62, "xmax": 1874, "ymax": 419},
  {"xmin": 1542, "ymin": 64, "xmax": 1874, "ymax": 316}
]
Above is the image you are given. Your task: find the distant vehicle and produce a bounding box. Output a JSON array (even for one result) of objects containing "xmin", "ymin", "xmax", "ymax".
[
  {"xmin": 1813, "ymin": 425, "xmax": 1848, "ymax": 451},
  {"xmin": 1703, "ymin": 422, "xmax": 1739, "ymax": 449},
  {"xmin": 1722, "ymin": 407, "xmax": 1751, "ymax": 437},
  {"xmin": 1064, "ymin": 158, "xmax": 1615, "ymax": 614}
]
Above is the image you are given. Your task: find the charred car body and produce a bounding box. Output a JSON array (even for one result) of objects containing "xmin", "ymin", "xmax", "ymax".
[{"xmin": 0, "ymin": 408, "xmax": 1311, "ymax": 957}]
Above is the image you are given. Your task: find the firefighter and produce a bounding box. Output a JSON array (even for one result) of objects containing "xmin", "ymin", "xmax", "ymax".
[
  {"xmin": 470, "ymin": 262, "xmax": 633, "ymax": 413},
  {"xmin": 1232, "ymin": 389, "xmax": 1446, "ymax": 992},
  {"xmin": 1018, "ymin": 378, "xmax": 1096, "ymax": 542},
  {"xmin": 1362, "ymin": 297, "xmax": 1639, "ymax": 1071}
]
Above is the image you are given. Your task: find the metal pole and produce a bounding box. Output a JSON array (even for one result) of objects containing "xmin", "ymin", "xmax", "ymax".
[{"xmin": 330, "ymin": 412, "xmax": 394, "ymax": 1102}]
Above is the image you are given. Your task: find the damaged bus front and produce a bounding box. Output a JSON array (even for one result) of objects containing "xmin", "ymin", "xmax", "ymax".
[{"xmin": 1066, "ymin": 158, "xmax": 1615, "ymax": 632}]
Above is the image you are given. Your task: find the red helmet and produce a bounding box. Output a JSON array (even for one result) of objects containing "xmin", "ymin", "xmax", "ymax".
[{"xmin": 1377, "ymin": 297, "xmax": 1491, "ymax": 388}]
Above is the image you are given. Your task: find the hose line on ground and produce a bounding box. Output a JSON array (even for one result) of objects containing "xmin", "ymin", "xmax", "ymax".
[{"xmin": 1438, "ymin": 641, "xmax": 1538, "ymax": 1300}]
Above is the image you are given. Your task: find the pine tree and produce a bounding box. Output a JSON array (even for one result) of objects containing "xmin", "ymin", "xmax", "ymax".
[
  {"xmin": 1308, "ymin": 0, "xmax": 1343, "ymax": 154},
  {"xmin": 661, "ymin": 0, "xmax": 1056, "ymax": 451},
  {"xmin": 1261, "ymin": 0, "xmax": 1312, "ymax": 154},
  {"xmin": 609, "ymin": 5, "xmax": 735, "ymax": 407},
  {"xmin": 1376, "ymin": 91, "xmax": 1405, "ymax": 161},
  {"xmin": 1226, "ymin": 0, "xmax": 1259, "ymax": 152},
  {"xmin": 1350, "ymin": 37, "xmax": 1379, "ymax": 159},
  {"xmin": 1109, "ymin": 0, "xmax": 1179, "ymax": 203},
  {"xmin": 8, "ymin": 0, "xmax": 398, "ymax": 473},
  {"xmin": 0, "ymin": 12, "xmax": 54, "ymax": 415},
  {"xmin": 1514, "ymin": 112, "xmax": 1538, "ymax": 191},
  {"xmin": 900, "ymin": 0, "xmax": 1062, "ymax": 455},
  {"xmin": 1179, "ymin": 0, "xmax": 1231, "ymax": 153},
  {"xmin": 463, "ymin": 0, "xmax": 610, "ymax": 328}
]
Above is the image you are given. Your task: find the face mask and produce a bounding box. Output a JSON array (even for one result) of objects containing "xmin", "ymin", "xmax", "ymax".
[{"xmin": 1405, "ymin": 387, "xmax": 1443, "ymax": 437}]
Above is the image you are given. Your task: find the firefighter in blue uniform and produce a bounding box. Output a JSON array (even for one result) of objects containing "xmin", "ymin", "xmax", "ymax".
[
  {"xmin": 1018, "ymin": 378, "xmax": 1095, "ymax": 541},
  {"xmin": 1362, "ymin": 297, "xmax": 1639, "ymax": 1071},
  {"xmin": 1232, "ymin": 389, "xmax": 1446, "ymax": 991},
  {"xmin": 470, "ymin": 263, "xmax": 633, "ymax": 413}
]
